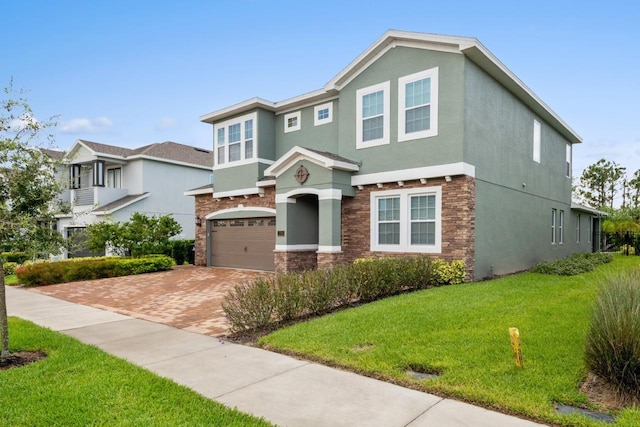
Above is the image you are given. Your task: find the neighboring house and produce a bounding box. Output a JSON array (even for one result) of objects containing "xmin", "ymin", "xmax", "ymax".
[
  {"xmin": 189, "ymin": 30, "xmax": 603, "ymax": 280},
  {"xmin": 56, "ymin": 140, "xmax": 213, "ymax": 257}
]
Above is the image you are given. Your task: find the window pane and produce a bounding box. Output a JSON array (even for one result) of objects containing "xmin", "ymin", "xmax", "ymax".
[
  {"xmin": 405, "ymin": 78, "xmax": 430, "ymax": 108},
  {"xmin": 229, "ymin": 143, "xmax": 241, "ymax": 162},
  {"xmin": 378, "ymin": 223, "xmax": 400, "ymax": 245},
  {"xmin": 378, "ymin": 197, "xmax": 399, "ymax": 221},
  {"xmin": 217, "ymin": 146, "xmax": 225, "ymax": 164},
  {"xmin": 245, "ymin": 120, "xmax": 253, "ymax": 139},
  {"xmin": 245, "ymin": 140, "xmax": 253, "ymax": 159},
  {"xmin": 229, "ymin": 124, "xmax": 241, "ymax": 143},
  {"xmin": 363, "ymin": 116, "xmax": 383, "ymax": 141},
  {"xmin": 406, "ymin": 105, "xmax": 430, "ymax": 133},
  {"xmin": 362, "ymin": 90, "xmax": 384, "ymax": 118},
  {"xmin": 318, "ymin": 108, "xmax": 329, "ymax": 120},
  {"xmin": 411, "ymin": 222, "xmax": 435, "ymax": 245},
  {"xmin": 217, "ymin": 128, "xmax": 225, "ymax": 145}
]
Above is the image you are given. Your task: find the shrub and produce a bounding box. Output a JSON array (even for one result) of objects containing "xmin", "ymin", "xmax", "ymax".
[
  {"xmin": 164, "ymin": 239, "xmax": 194, "ymax": 265},
  {"xmin": 585, "ymin": 270, "xmax": 640, "ymax": 401},
  {"xmin": 3, "ymin": 262, "xmax": 18, "ymax": 276},
  {"xmin": 532, "ymin": 252, "xmax": 613, "ymax": 276},
  {"xmin": 15, "ymin": 255, "xmax": 175, "ymax": 286},
  {"xmin": 223, "ymin": 256, "xmax": 466, "ymax": 333},
  {"xmin": 1, "ymin": 252, "xmax": 29, "ymax": 264}
]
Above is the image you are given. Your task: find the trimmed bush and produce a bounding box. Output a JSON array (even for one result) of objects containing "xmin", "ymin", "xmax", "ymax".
[
  {"xmin": 163, "ymin": 239, "xmax": 194, "ymax": 265},
  {"xmin": 1, "ymin": 252, "xmax": 29, "ymax": 264},
  {"xmin": 585, "ymin": 270, "xmax": 640, "ymax": 401},
  {"xmin": 223, "ymin": 256, "xmax": 466, "ymax": 334},
  {"xmin": 15, "ymin": 255, "xmax": 175, "ymax": 286},
  {"xmin": 3, "ymin": 262, "xmax": 18, "ymax": 276},
  {"xmin": 532, "ymin": 252, "xmax": 613, "ymax": 276}
]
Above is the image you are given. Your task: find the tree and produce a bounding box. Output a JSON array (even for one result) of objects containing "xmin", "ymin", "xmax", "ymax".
[
  {"xmin": 85, "ymin": 213, "xmax": 182, "ymax": 257},
  {"xmin": 576, "ymin": 159, "xmax": 626, "ymax": 209},
  {"xmin": 628, "ymin": 170, "xmax": 640, "ymax": 209},
  {"xmin": 1, "ymin": 80, "xmax": 63, "ymax": 359}
]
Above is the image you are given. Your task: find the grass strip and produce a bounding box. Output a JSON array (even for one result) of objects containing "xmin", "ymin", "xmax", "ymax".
[
  {"xmin": 1, "ymin": 318, "xmax": 272, "ymax": 426},
  {"xmin": 261, "ymin": 255, "xmax": 640, "ymax": 426}
]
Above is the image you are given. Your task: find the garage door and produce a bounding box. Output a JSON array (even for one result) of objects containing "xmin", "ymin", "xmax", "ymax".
[{"xmin": 209, "ymin": 217, "xmax": 276, "ymax": 271}]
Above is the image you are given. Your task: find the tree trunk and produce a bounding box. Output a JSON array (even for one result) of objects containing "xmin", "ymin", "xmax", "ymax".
[{"xmin": 0, "ymin": 265, "xmax": 9, "ymax": 359}]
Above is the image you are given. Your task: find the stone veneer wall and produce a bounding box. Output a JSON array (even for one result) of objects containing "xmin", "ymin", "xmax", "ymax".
[
  {"xmin": 194, "ymin": 177, "xmax": 476, "ymax": 280},
  {"xmin": 274, "ymin": 250, "xmax": 317, "ymax": 272},
  {"xmin": 193, "ymin": 187, "xmax": 276, "ymax": 266},
  {"xmin": 341, "ymin": 176, "xmax": 476, "ymax": 280}
]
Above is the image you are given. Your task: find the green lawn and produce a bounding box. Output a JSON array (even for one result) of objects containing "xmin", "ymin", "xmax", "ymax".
[
  {"xmin": 4, "ymin": 274, "xmax": 18, "ymax": 285},
  {"xmin": 260, "ymin": 256, "xmax": 640, "ymax": 426},
  {"xmin": 1, "ymin": 318, "xmax": 272, "ymax": 426}
]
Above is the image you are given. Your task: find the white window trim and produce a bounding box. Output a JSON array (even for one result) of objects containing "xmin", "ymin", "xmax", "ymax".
[
  {"xmin": 566, "ymin": 144, "xmax": 572, "ymax": 178},
  {"xmin": 551, "ymin": 208, "xmax": 557, "ymax": 244},
  {"xmin": 559, "ymin": 210, "xmax": 564, "ymax": 244},
  {"xmin": 398, "ymin": 67, "xmax": 439, "ymax": 142},
  {"xmin": 314, "ymin": 102, "xmax": 333, "ymax": 126},
  {"xmin": 213, "ymin": 112, "xmax": 257, "ymax": 166},
  {"xmin": 284, "ymin": 111, "xmax": 301, "ymax": 133},
  {"xmin": 533, "ymin": 119, "xmax": 541, "ymax": 163},
  {"xmin": 576, "ymin": 213, "xmax": 581, "ymax": 243},
  {"xmin": 370, "ymin": 186, "xmax": 442, "ymax": 253},
  {"xmin": 356, "ymin": 80, "xmax": 390, "ymax": 149}
]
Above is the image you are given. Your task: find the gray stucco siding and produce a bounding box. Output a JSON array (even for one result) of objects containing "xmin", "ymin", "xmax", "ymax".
[
  {"xmin": 257, "ymin": 108, "xmax": 276, "ymax": 161},
  {"xmin": 275, "ymin": 102, "xmax": 339, "ymax": 158},
  {"xmin": 463, "ymin": 59, "xmax": 572, "ymax": 204},
  {"xmin": 212, "ymin": 162, "xmax": 264, "ymax": 193},
  {"xmin": 338, "ymin": 46, "xmax": 466, "ymax": 175}
]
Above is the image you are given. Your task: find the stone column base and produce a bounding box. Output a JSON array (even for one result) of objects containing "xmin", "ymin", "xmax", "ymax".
[
  {"xmin": 274, "ymin": 251, "xmax": 318, "ymax": 272},
  {"xmin": 316, "ymin": 251, "xmax": 345, "ymax": 270}
]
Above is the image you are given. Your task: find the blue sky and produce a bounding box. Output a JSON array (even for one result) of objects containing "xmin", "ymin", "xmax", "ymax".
[{"xmin": 3, "ymin": 0, "xmax": 639, "ymax": 181}]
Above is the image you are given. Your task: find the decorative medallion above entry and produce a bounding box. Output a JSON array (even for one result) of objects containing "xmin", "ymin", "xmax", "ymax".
[{"xmin": 295, "ymin": 165, "xmax": 309, "ymax": 184}]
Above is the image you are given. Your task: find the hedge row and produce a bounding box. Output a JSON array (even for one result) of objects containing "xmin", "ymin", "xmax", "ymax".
[
  {"xmin": 3, "ymin": 262, "xmax": 18, "ymax": 276},
  {"xmin": 1, "ymin": 252, "xmax": 29, "ymax": 264},
  {"xmin": 223, "ymin": 256, "xmax": 466, "ymax": 333},
  {"xmin": 532, "ymin": 252, "xmax": 613, "ymax": 276},
  {"xmin": 16, "ymin": 255, "xmax": 175, "ymax": 286}
]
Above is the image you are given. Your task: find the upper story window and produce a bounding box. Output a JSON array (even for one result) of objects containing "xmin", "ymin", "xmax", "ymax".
[
  {"xmin": 107, "ymin": 168, "xmax": 121, "ymax": 188},
  {"xmin": 398, "ymin": 67, "xmax": 439, "ymax": 141},
  {"xmin": 356, "ymin": 81, "xmax": 390, "ymax": 149},
  {"xmin": 533, "ymin": 119, "xmax": 541, "ymax": 163},
  {"xmin": 370, "ymin": 186, "xmax": 442, "ymax": 253},
  {"xmin": 284, "ymin": 111, "xmax": 301, "ymax": 133},
  {"xmin": 314, "ymin": 102, "xmax": 333, "ymax": 126},
  {"xmin": 214, "ymin": 112, "xmax": 257, "ymax": 167},
  {"xmin": 566, "ymin": 144, "xmax": 571, "ymax": 178}
]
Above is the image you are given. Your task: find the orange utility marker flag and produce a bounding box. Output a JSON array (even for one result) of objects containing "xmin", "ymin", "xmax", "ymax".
[{"xmin": 509, "ymin": 327, "xmax": 524, "ymax": 368}]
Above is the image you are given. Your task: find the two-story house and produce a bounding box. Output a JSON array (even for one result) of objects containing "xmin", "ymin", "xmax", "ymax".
[
  {"xmin": 191, "ymin": 30, "xmax": 602, "ymax": 280},
  {"xmin": 57, "ymin": 139, "xmax": 213, "ymax": 257}
]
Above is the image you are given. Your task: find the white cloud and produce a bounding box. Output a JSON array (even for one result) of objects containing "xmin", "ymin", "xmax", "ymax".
[
  {"xmin": 60, "ymin": 117, "xmax": 113, "ymax": 134},
  {"xmin": 156, "ymin": 116, "xmax": 178, "ymax": 131},
  {"xmin": 9, "ymin": 114, "xmax": 40, "ymax": 131}
]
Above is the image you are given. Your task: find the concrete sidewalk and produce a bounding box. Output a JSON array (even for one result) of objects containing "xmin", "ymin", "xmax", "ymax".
[{"xmin": 5, "ymin": 285, "xmax": 545, "ymax": 427}]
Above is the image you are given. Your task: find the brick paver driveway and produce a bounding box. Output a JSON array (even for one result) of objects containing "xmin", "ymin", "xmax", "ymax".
[{"xmin": 29, "ymin": 265, "xmax": 267, "ymax": 337}]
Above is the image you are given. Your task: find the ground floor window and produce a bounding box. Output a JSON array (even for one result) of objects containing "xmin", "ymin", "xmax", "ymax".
[{"xmin": 370, "ymin": 186, "xmax": 441, "ymax": 253}]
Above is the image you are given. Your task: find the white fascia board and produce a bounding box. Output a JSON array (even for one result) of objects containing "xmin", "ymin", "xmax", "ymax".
[
  {"xmin": 128, "ymin": 155, "xmax": 212, "ymax": 170},
  {"xmin": 184, "ymin": 187, "xmax": 213, "ymax": 196},
  {"xmin": 213, "ymin": 187, "xmax": 263, "ymax": 199},
  {"xmin": 275, "ymin": 92, "xmax": 339, "ymax": 116},
  {"xmin": 256, "ymin": 179, "xmax": 276, "ymax": 188},
  {"xmin": 213, "ymin": 158, "xmax": 274, "ymax": 171},
  {"xmin": 351, "ymin": 162, "xmax": 475, "ymax": 187},
  {"xmin": 205, "ymin": 206, "xmax": 276, "ymax": 220},
  {"xmin": 570, "ymin": 202, "xmax": 608, "ymax": 216},
  {"xmin": 265, "ymin": 146, "xmax": 359, "ymax": 177},
  {"xmin": 93, "ymin": 193, "xmax": 150, "ymax": 215},
  {"xmin": 275, "ymin": 244, "xmax": 319, "ymax": 252},
  {"xmin": 200, "ymin": 97, "xmax": 276, "ymax": 124}
]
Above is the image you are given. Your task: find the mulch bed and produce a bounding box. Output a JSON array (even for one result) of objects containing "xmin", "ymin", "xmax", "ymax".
[{"xmin": 0, "ymin": 351, "xmax": 47, "ymax": 371}]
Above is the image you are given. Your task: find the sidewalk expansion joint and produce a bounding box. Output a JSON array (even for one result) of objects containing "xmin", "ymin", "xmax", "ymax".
[{"xmin": 213, "ymin": 361, "xmax": 311, "ymax": 399}]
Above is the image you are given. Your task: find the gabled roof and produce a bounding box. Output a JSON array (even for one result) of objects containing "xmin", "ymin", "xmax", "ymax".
[
  {"xmin": 93, "ymin": 193, "xmax": 150, "ymax": 215},
  {"xmin": 200, "ymin": 30, "xmax": 581, "ymax": 144},
  {"xmin": 67, "ymin": 140, "xmax": 213, "ymax": 168},
  {"xmin": 264, "ymin": 146, "xmax": 359, "ymax": 178},
  {"xmin": 184, "ymin": 183, "xmax": 214, "ymax": 196},
  {"xmin": 40, "ymin": 148, "xmax": 66, "ymax": 160}
]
